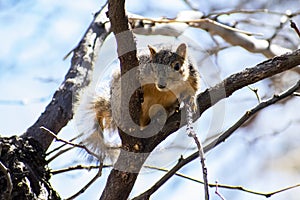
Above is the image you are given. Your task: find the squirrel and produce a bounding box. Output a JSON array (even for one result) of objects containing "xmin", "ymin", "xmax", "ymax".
[{"xmin": 78, "ymin": 43, "xmax": 200, "ymax": 161}]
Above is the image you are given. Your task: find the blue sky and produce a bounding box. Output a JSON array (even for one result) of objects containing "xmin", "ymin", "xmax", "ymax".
[
  {"xmin": 0, "ymin": 0, "xmax": 102, "ymax": 135},
  {"xmin": 0, "ymin": 1, "xmax": 107, "ymax": 199},
  {"xmin": 1, "ymin": 1, "xmax": 300, "ymax": 200}
]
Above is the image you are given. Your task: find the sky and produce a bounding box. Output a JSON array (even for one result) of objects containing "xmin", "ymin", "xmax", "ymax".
[{"xmin": 1, "ymin": 0, "xmax": 300, "ymax": 200}]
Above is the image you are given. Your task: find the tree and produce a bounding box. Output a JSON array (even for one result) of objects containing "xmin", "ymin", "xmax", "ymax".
[{"xmin": 1, "ymin": 0, "xmax": 300, "ymax": 199}]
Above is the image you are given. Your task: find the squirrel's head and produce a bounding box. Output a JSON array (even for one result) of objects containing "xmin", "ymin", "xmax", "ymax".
[{"xmin": 148, "ymin": 43, "xmax": 190, "ymax": 91}]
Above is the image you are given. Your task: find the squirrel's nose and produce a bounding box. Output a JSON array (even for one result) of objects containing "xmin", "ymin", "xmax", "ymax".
[
  {"xmin": 157, "ymin": 84, "xmax": 166, "ymax": 89},
  {"xmin": 157, "ymin": 77, "xmax": 167, "ymax": 90}
]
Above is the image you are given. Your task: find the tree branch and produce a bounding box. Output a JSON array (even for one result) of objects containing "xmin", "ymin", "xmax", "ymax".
[
  {"xmin": 144, "ymin": 165, "xmax": 300, "ymax": 198},
  {"xmin": 188, "ymin": 132, "xmax": 209, "ymax": 200},
  {"xmin": 145, "ymin": 48, "xmax": 300, "ymax": 153},
  {"xmin": 40, "ymin": 126, "xmax": 101, "ymax": 161},
  {"xmin": 100, "ymin": 1, "xmax": 142, "ymax": 200},
  {"xmin": 66, "ymin": 166, "xmax": 103, "ymax": 200},
  {"xmin": 133, "ymin": 79, "xmax": 300, "ymax": 199},
  {"xmin": 22, "ymin": 6, "xmax": 110, "ymax": 150},
  {"xmin": 186, "ymin": 104, "xmax": 209, "ymax": 200},
  {"xmin": 51, "ymin": 165, "xmax": 109, "ymax": 175},
  {"xmin": 290, "ymin": 20, "xmax": 300, "ymax": 38},
  {"xmin": 0, "ymin": 161, "xmax": 13, "ymax": 200},
  {"xmin": 131, "ymin": 49, "xmax": 300, "ymax": 200},
  {"xmin": 128, "ymin": 12, "xmax": 294, "ymax": 57},
  {"xmin": 16, "ymin": 4, "xmax": 299, "ymax": 199},
  {"xmin": 197, "ymin": 49, "xmax": 300, "ymax": 116}
]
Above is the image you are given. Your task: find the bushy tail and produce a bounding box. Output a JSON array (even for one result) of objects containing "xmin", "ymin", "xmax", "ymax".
[
  {"xmin": 75, "ymin": 94, "xmax": 118, "ymax": 162},
  {"xmin": 93, "ymin": 96, "xmax": 114, "ymax": 130}
]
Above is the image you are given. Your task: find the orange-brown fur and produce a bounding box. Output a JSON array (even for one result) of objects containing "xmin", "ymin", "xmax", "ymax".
[
  {"xmin": 140, "ymin": 84, "xmax": 179, "ymax": 127},
  {"xmin": 139, "ymin": 43, "xmax": 200, "ymax": 127},
  {"xmin": 81, "ymin": 43, "xmax": 200, "ymax": 158}
]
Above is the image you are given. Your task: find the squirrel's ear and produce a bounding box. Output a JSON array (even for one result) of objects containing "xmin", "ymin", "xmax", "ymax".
[
  {"xmin": 176, "ymin": 43, "xmax": 187, "ymax": 58},
  {"xmin": 148, "ymin": 45, "xmax": 157, "ymax": 58}
]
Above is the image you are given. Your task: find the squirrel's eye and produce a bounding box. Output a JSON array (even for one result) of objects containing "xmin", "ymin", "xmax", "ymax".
[{"xmin": 174, "ymin": 62, "xmax": 180, "ymax": 71}]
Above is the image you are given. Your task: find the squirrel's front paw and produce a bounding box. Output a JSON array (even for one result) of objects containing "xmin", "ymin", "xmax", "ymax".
[{"xmin": 185, "ymin": 96, "xmax": 197, "ymax": 113}]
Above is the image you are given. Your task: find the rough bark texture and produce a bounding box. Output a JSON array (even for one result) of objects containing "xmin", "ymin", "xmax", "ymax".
[
  {"xmin": 101, "ymin": 48, "xmax": 300, "ymax": 200},
  {"xmin": 133, "ymin": 79, "xmax": 300, "ymax": 200},
  {"xmin": 128, "ymin": 15, "xmax": 292, "ymax": 58},
  {"xmin": 197, "ymin": 49, "xmax": 300, "ymax": 115},
  {"xmin": 22, "ymin": 10, "xmax": 110, "ymax": 151},
  {"xmin": 2, "ymin": 7, "xmax": 110, "ymax": 199},
  {"xmin": 147, "ymin": 49, "xmax": 300, "ymax": 151},
  {"xmin": 0, "ymin": 136, "xmax": 60, "ymax": 200},
  {"xmin": 102, "ymin": 1, "xmax": 300, "ymax": 199},
  {"xmin": 2, "ymin": 2, "xmax": 299, "ymax": 199},
  {"xmin": 100, "ymin": 1, "xmax": 143, "ymax": 200}
]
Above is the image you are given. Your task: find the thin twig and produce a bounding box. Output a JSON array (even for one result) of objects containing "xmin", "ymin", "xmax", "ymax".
[
  {"xmin": 40, "ymin": 126, "xmax": 102, "ymax": 161},
  {"xmin": 129, "ymin": 17, "xmax": 262, "ymax": 36},
  {"xmin": 46, "ymin": 133, "xmax": 83, "ymax": 156},
  {"xmin": 206, "ymin": 8, "xmax": 297, "ymax": 18},
  {"xmin": 204, "ymin": 80, "xmax": 300, "ymax": 153},
  {"xmin": 144, "ymin": 165, "xmax": 300, "ymax": 198},
  {"xmin": 51, "ymin": 164, "xmax": 112, "ymax": 175},
  {"xmin": 247, "ymin": 85, "xmax": 261, "ymax": 103},
  {"xmin": 46, "ymin": 146, "xmax": 75, "ymax": 163},
  {"xmin": 186, "ymin": 104, "xmax": 209, "ymax": 200},
  {"xmin": 51, "ymin": 165, "xmax": 99, "ymax": 175},
  {"xmin": 215, "ymin": 181, "xmax": 226, "ymax": 200},
  {"xmin": 0, "ymin": 161, "xmax": 13, "ymax": 200},
  {"xmin": 133, "ymin": 80, "xmax": 300, "ymax": 199},
  {"xmin": 66, "ymin": 164, "xmax": 103, "ymax": 200},
  {"xmin": 129, "ymin": 12, "xmax": 298, "ymax": 57},
  {"xmin": 188, "ymin": 132, "xmax": 209, "ymax": 200},
  {"xmin": 290, "ymin": 20, "xmax": 300, "ymax": 38}
]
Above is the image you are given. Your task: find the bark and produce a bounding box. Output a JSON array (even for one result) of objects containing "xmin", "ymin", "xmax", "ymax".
[
  {"xmin": 133, "ymin": 79, "xmax": 300, "ymax": 200},
  {"xmin": 101, "ymin": 48, "xmax": 300, "ymax": 200},
  {"xmin": 147, "ymin": 49, "xmax": 300, "ymax": 151},
  {"xmin": 101, "ymin": 2, "xmax": 300, "ymax": 199},
  {"xmin": 1, "ymin": 7, "xmax": 110, "ymax": 199},
  {"xmin": 128, "ymin": 12, "xmax": 292, "ymax": 58},
  {"xmin": 100, "ymin": 1, "xmax": 142, "ymax": 200},
  {"xmin": 0, "ymin": 136, "xmax": 60, "ymax": 200},
  {"xmin": 4, "ymin": 3, "xmax": 299, "ymax": 199},
  {"xmin": 22, "ymin": 9, "xmax": 110, "ymax": 150}
]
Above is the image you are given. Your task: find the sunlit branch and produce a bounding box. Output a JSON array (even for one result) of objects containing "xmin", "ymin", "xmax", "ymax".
[
  {"xmin": 41, "ymin": 127, "xmax": 102, "ymax": 162},
  {"xmin": 134, "ymin": 79, "xmax": 300, "ymax": 199}
]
